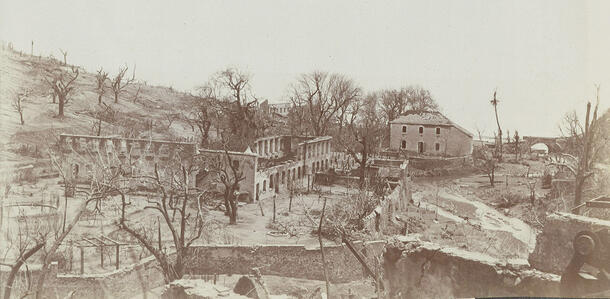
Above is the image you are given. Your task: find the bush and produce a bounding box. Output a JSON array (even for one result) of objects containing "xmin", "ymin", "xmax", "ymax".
[{"xmin": 496, "ymin": 191, "xmax": 526, "ymax": 209}]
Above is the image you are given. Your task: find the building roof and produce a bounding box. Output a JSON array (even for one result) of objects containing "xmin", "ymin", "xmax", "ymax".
[{"xmin": 389, "ymin": 111, "xmax": 473, "ymax": 137}]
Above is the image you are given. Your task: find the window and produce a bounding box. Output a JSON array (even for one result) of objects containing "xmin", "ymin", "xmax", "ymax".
[
  {"xmin": 418, "ymin": 142, "xmax": 424, "ymax": 153},
  {"xmin": 436, "ymin": 127, "xmax": 441, "ymax": 135},
  {"xmin": 402, "ymin": 126, "xmax": 407, "ymax": 133},
  {"xmin": 435, "ymin": 143, "xmax": 440, "ymax": 151},
  {"xmin": 419, "ymin": 127, "xmax": 424, "ymax": 134},
  {"xmin": 401, "ymin": 140, "xmax": 407, "ymax": 149}
]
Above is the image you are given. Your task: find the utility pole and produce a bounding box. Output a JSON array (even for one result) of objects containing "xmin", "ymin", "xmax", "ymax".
[{"xmin": 491, "ymin": 90, "xmax": 503, "ymax": 160}]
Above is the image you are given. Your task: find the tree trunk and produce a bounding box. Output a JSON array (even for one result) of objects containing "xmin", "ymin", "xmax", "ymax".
[
  {"xmin": 19, "ymin": 112, "xmax": 24, "ymax": 125},
  {"xmin": 573, "ymin": 178, "xmax": 584, "ymax": 215},
  {"xmin": 223, "ymin": 189, "xmax": 231, "ymax": 216},
  {"xmin": 58, "ymin": 95, "xmax": 65, "ymax": 117},
  {"xmin": 3, "ymin": 243, "xmax": 45, "ymax": 299},
  {"xmin": 359, "ymin": 143, "xmax": 368, "ymax": 187},
  {"xmin": 98, "ymin": 93, "xmax": 102, "ymax": 105},
  {"xmin": 229, "ymin": 200, "xmax": 238, "ymax": 224},
  {"xmin": 489, "ymin": 168, "xmax": 495, "ymax": 187},
  {"xmin": 318, "ymin": 197, "xmax": 330, "ymax": 298},
  {"xmin": 35, "ymin": 200, "xmax": 89, "ymax": 299},
  {"xmin": 114, "ymin": 92, "xmax": 119, "ymax": 104}
]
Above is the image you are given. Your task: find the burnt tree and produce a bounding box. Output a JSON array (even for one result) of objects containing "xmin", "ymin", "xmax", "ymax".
[{"xmin": 43, "ymin": 66, "xmax": 79, "ymax": 117}]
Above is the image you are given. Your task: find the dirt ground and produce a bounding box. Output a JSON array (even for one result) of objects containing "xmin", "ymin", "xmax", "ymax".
[
  {"xmin": 1, "ymin": 153, "xmax": 561, "ymax": 275},
  {"xmin": 1, "ymin": 179, "xmax": 362, "ymax": 274},
  {"xmin": 395, "ymin": 154, "xmax": 556, "ymax": 260}
]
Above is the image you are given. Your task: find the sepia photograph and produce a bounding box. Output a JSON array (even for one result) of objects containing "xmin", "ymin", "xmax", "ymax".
[{"xmin": 0, "ymin": 0, "xmax": 609, "ymax": 298}]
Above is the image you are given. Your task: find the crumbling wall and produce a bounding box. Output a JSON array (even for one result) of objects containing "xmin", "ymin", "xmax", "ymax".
[
  {"xmin": 529, "ymin": 212, "xmax": 610, "ymax": 274},
  {"xmin": 0, "ymin": 256, "xmax": 165, "ymax": 299},
  {"xmin": 384, "ymin": 236, "xmax": 560, "ymax": 298},
  {"xmin": 362, "ymin": 162, "xmax": 412, "ymax": 236}
]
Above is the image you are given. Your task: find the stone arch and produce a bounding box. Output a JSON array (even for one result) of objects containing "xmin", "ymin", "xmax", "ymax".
[{"xmin": 523, "ymin": 136, "xmax": 562, "ymax": 153}]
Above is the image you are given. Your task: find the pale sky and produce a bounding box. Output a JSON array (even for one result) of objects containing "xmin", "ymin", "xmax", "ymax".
[{"xmin": 1, "ymin": 0, "xmax": 608, "ymax": 137}]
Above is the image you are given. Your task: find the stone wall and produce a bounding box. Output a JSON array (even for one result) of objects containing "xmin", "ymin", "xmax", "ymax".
[
  {"xmin": 0, "ymin": 256, "xmax": 164, "ymax": 299},
  {"xmin": 362, "ymin": 162, "xmax": 412, "ymax": 237},
  {"xmin": 384, "ymin": 236, "xmax": 560, "ymax": 298},
  {"xmin": 184, "ymin": 241, "xmax": 387, "ymax": 283},
  {"xmin": 528, "ymin": 212, "xmax": 610, "ymax": 274}
]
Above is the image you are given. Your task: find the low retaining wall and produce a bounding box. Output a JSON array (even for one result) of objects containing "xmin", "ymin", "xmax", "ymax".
[
  {"xmin": 384, "ymin": 236, "xmax": 560, "ymax": 298},
  {"xmin": 0, "ymin": 256, "xmax": 164, "ymax": 299},
  {"xmin": 184, "ymin": 241, "xmax": 386, "ymax": 283},
  {"xmin": 528, "ymin": 212, "xmax": 610, "ymax": 274},
  {"xmin": 408, "ymin": 156, "xmax": 474, "ymax": 177}
]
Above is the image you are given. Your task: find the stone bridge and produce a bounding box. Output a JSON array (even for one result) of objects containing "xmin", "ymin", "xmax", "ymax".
[{"xmin": 522, "ymin": 136, "xmax": 565, "ymax": 153}]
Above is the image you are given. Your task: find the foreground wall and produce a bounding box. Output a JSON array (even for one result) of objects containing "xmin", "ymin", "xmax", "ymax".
[
  {"xmin": 384, "ymin": 236, "xmax": 560, "ymax": 298},
  {"xmin": 529, "ymin": 212, "xmax": 610, "ymax": 274},
  {"xmin": 0, "ymin": 256, "xmax": 164, "ymax": 299},
  {"xmin": 184, "ymin": 241, "xmax": 386, "ymax": 283}
]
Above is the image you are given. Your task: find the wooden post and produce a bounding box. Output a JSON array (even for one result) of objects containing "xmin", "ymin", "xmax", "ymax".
[
  {"xmin": 115, "ymin": 245, "xmax": 120, "ymax": 270},
  {"xmin": 80, "ymin": 247, "xmax": 84, "ymax": 275},
  {"xmin": 273, "ymin": 195, "xmax": 276, "ymax": 223},
  {"xmin": 318, "ymin": 197, "xmax": 330, "ymax": 298}
]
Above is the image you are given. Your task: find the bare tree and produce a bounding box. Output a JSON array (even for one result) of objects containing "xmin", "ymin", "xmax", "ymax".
[
  {"xmin": 490, "ymin": 90, "xmax": 503, "ymax": 160},
  {"xmin": 200, "ymin": 68, "xmax": 261, "ymax": 149},
  {"xmin": 514, "ymin": 130, "xmax": 521, "ymax": 159},
  {"xmin": 183, "ymin": 92, "xmax": 214, "ymax": 147},
  {"xmin": 43, "ymin": 66, "xmax": 80, "ymax": 117},
  {"xmin": 287, "ymin": 98, "xmax": 310, "ymax": 135},
  {"xmin": 91, "ymin": 103, "xmax": 114, "ymax": 136},
  {"xmin": 206, "ymin": 144, "xmax": 247, "ymax": 225},
  {"xmin": 380, "ymin": 86, "xmax": 439, "ymax": 122},
  {"xmin": 2, "ymin": 222, "xmax": 47, "ymax": 299},
  {"xmin": 32, "ymin": 147, "xmax": 134, "ymax": 299},
  {"xmin": 473, "ymin": 146, "xmax": 497, "ymax": 187},
  {"xmin": 317, "ymin": 197, "xmax": 331, "ymax": 298},
  {"xmin": 95, "ymin": 67, "xmax": 109, "ymax": 105},
  {"xmin": 59, "ymin": 48, "xmax": 67, "ymax": 65},
  {"xmin": 115, "ymin": 156, "xmax": 208, "ymax": 282},
  {"xmin": 133, "ymin": 86, "xmax": 142, "ymax": 103},
  {"xmin": 338, "ymin": 94, "xmax": 383, "ymax": 186},
  {"xmin": 12, "ymin": 89, "xmax": 30, "ymax": 125},
  {"xmin": 289, "ymin": 71, "xmax": 361, "ymax": 136},
  {"xmin": 552, "ymin": 86, "xmax": 606, "ymax": 214},
  {"xmin": 110, "ymin": 65, "xmax": 135, "ymax": 103}
]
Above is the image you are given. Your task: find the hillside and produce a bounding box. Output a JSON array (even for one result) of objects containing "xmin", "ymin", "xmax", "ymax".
[{"xmin": 0, "ymin": 48, "xmax": 198, "ymax": 173}]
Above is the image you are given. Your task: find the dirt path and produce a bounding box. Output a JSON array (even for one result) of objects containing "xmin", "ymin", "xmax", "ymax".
[{"xmin": 411, "ymin": 184, "xmax": 538, "ymax": 259}]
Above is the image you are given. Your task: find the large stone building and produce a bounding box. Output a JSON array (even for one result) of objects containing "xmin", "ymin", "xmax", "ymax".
[
  {"xmin": 389, "ymin": 111, "xmax": 473, "ymax": 157},
  {"xmin": 59, "ymin": 133, "xmax": 332, "ymax": 202}
]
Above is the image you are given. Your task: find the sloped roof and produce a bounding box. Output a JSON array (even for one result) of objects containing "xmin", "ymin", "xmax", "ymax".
[
  {"xmin": 390, "ymin": 111, "xmax": 452, "ymax": 125},
  {"xmin": 390, "ymin": 110, "xmax": 473, "ymax": 137}
]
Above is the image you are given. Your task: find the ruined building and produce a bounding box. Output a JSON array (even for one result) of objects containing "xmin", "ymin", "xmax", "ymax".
[
  {"xmin": 59, "ymin": 133, "xmax": 332, "ymax": 202},
  {"xmin": 199, "ymin": 135, "xmax": 332, "ymax": 201}
]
